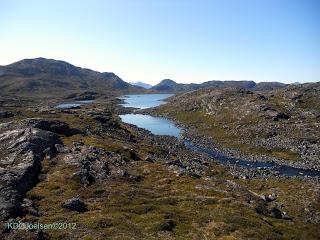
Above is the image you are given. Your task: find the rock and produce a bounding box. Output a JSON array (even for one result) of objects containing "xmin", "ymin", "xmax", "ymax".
[
  {"xmin": 61, "ymin": 197, "xmax": 87, "ymax": 212},
  {"xmin": 273, "ymin": 112, "xmax": 290, "ymax": 121},
  {"xmin": 21, "ymin": 198, "xmax": 39, "ymax": 216},
  {"xmin": 26, "ymin": 119, "xmax": 81, "ymax": 136},
  {"xmin": 115, "ymin": 169, "xmax": 129, "ymax": 178},
  {"xmin": 129, "ymin": 175, "xmax": 144, "ymax": 182},
  {"xmin": 144, "ymin": 156, "xmax": 154, "ymax": 163},
  {"xmin": 261, "ymin": 193, "xmax": 277, "ymax": 202},
  {"xmin": 270, "ymin": 207, "xmax": 282, "ymax": 219},
  {"xmin": 92, "ymin": 115, "xmax": 111, "ymax": 124},
  {"xmin": 43, "ymin": 147, "xmax": 56, "ymax": 159},
  {"xmin": 129, "ymin": 149, "xmax": 140, "ymax": 161},
  {"xmin": 267, "ymin": 193, "xmax": 277, "ymax": 202},
  {"xmin": 0, "ymin": 121, "xmax": 62, "ymax": 220},
  {"xmin": 159, "ymin": 219, "xmax": 176, "ymax": 231},
  {"xmin": 257, "ymin": 95, "xmax": 268, "ymax": 101},
  {"xmin": 73, "ymin": 169, "xmax": 95, "ymax": 186},
  {"xmin": 54, "ymin": 143, "xmax": 69, "ymax": 153},
  {"xmin": 0, "ymin": 111, "xmax": 14, "ymax": 118},
  {"xmin": 64, "ymin": 144, "xmax": 123, "ymax": 185},
  {"xmin": 264, "ymin": 109, "xmax": 289, "ymax": 121},
  {"xmin": 36, "ymin": 230, "xmax": 50, "ymax": 240}
]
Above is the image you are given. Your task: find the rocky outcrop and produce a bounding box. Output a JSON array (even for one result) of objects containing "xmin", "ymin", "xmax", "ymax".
[
  {"xmin": 0, "ymin": 120, "xmax": 62, "ymax": 221},
  {"xmin": 64, "ymin": 143, "xmax": 124, "ymax": 185},
  {"xmin": 25, "ymin": 119, "xmax": 82, "ymax": 136}
]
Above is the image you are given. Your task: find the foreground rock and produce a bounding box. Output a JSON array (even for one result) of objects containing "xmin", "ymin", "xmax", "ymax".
[{"xmin": 0, "ymin": 120, "xmax": 62, "ymax": 221}]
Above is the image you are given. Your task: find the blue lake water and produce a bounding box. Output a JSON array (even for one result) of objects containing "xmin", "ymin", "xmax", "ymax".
[
  {"xmin": 119, "ymin": 94, "xmax": 180, "ymax": 137},
  {"xmin": 119, "ymin": 94, "xmax": 174, "ymax": 109},
  {"xmin": 120, "ymin": 114, "xmax": 181, "ymax": 137}
]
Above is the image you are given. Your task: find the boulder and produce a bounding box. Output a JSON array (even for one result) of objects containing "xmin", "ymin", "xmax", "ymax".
[
  {"xmin": 61, "ymin": 197, "xmax": 87, "ymax": 212},
  {"xmin": 270, "ymin": 207, "xmax": 283, "ymax": 219},
  {"xmin": 159, "ymin": 219, "xmax": 176, "ymax": 231}
]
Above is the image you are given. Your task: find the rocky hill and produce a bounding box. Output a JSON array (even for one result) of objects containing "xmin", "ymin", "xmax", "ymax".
[
  {"xmin": 151, "ymin": 83, "xmax": 320, "ymax": 171},
  {"xmin": 151, "ymin": 79, "xmax": 288, "ymax": 92},
  {"xmin": 0, "ymin": 58, "xmax": 141, "ymax": 97}
]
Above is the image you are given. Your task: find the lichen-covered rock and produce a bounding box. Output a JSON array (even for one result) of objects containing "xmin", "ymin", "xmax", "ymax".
[{"xmin": 0, "ymin": 121, "xmax": 61, "ymax": 221}]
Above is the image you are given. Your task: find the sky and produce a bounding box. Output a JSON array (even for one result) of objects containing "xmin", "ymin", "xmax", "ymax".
[{"xmin": 0, "ymin": 0, "xmax": 319, "ymax": 85}]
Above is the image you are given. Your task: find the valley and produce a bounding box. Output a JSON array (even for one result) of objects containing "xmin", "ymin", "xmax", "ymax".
[{"xmin": 0, "ymin": 58, "xmax": 319, "ymax": 239}]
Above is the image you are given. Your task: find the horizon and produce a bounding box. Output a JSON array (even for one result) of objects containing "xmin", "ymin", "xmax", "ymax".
[
  {"xmin": 0, "ymin": 0, "xmax": 319, "ymax": 85},
  {"xmin": 3, "ymin": 56, "xmax": 309, "ymax": 86}
]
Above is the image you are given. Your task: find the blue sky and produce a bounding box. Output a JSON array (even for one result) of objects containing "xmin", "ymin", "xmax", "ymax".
[{"xmin": 0, "ymin": 0, "xmax": 319, "ymax": 84}]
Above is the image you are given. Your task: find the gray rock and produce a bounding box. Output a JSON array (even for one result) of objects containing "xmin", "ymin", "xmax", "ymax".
[
  {"xmin": 0, "ymin": 121, "xmax": 61, "ymax": 221},
  {"xmin": 270, "ymin": 207, "xmax": 283, "ymax": 219},
  {"xmin": 54, "ymin": 143, "xmax": 69, "ymax": 153},
  {"xmin": 26, "ymin": 119, "xmax": 81, "ymax": 136},
  {"xmin": 0, "ymin": 111, "xmax": 14, "ymax": 118},
  {"xmin": 61, "ymin": 197, "xmax": 87, "ymax": 212}
]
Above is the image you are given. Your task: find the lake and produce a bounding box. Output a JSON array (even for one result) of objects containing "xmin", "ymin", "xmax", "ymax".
[
  {"xmin": 119, "ymin": 94, "xmax": 174, "ymax": 109},
  {"xmin": 120, "ymin": 114, "xmax": 181, "ymax": 137},
  {"xmin": 119, "ymin": 94, "xmax": 180, "ymax": 137}
]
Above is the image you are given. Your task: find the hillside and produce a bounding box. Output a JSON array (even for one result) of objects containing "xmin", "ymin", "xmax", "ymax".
[
  {"xmin": 151, "ymin": 83, "xmax": 320, "ymax": 170},
  {"xmin": 0, "ymin": 58, "xmax": 141, "ymax": 97},
  {"xmin": 151, "ymin": 79, "xmax": 288, "ymax": 92}
]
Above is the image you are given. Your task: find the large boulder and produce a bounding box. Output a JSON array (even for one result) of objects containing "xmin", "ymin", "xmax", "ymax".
[{"xmin": 0, "ymin": 121, "xmax": 61, "ymax": 221}]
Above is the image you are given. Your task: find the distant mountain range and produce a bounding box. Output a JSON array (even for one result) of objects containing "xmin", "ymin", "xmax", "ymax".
[
  {"xmin": 0, "ymin": 58, "xmax": 291, "ymax": 98},
  {"xmin": 151, "ymin": 79, "xmax": 288, "ymax": 91},
  {"xmin": 130, "ymin": 81, "xmax": 153, "ymax": 89},
  {"xmin": 0, "ymin": 58, "xmax": 140, "ymax": 96}
]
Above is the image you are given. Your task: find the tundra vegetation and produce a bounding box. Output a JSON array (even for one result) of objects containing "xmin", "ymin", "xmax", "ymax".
[{"xmin": 0, "ymin": 59, "xmax": 319, "ymax": 239}]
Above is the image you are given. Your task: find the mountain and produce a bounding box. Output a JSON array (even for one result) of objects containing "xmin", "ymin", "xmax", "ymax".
[
  {"xmin": 151, "ymin": 79, "xmax": 180, "ymax": 91},
  {"xmin": 253, "ymin": 82, "xmax": 288, "ymax": 91},
  {"xmin": 0, "ymin": 58, "xmax": 140, "ymax": 96},
  {"xmin": 130, "ymin": 81, "xmax": 152, "ymax": 89},
  {"xmin": 151, "ymin": 79, "xmax": 288, "ymax": 92}
]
